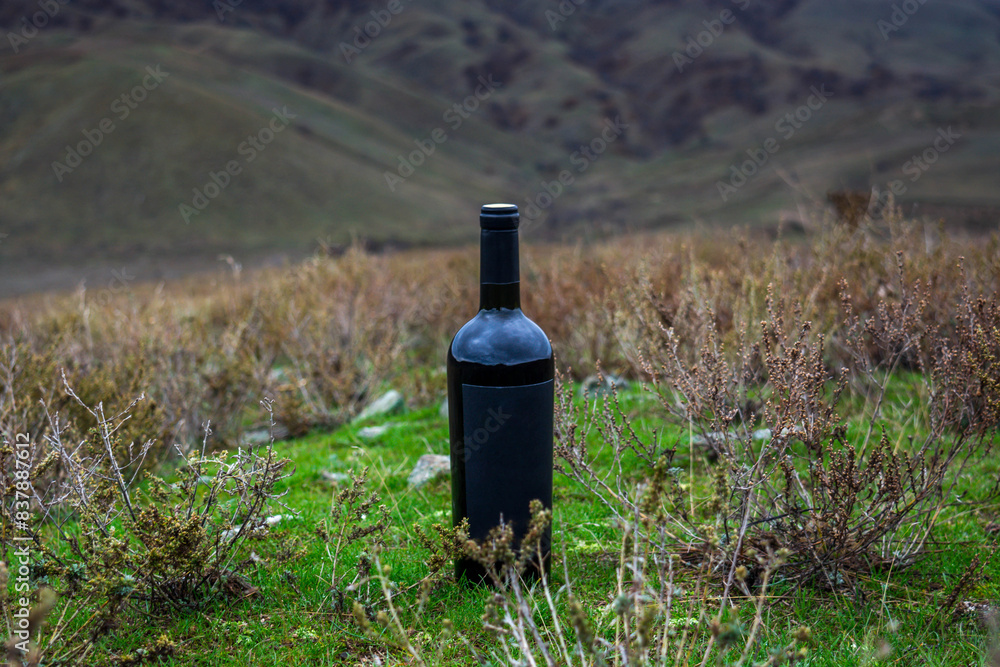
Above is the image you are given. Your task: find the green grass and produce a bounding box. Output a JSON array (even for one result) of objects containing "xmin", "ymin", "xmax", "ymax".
[{"xmin": 31, "ymin": 380, "xmax": 996, "ymax": 666}]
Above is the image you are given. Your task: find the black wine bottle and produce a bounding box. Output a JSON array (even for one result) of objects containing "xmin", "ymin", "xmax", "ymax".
[{"xmin": 447, "ymin": 203, "xmax": 555, "ymax": 583}]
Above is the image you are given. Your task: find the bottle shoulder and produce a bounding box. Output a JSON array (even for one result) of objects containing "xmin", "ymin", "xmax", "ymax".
[{"xmin": 449, "ymin": 308, "xmax": 552, "ymax": 366}]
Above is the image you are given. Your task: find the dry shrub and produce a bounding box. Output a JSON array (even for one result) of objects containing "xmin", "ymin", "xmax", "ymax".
[
  {"xmin": 5, "ymin": 213, "xmax": 987, "ymax": 464},
  {"xmin": 0, "ymin": 284, "xmax": 267, "ymax": 464},
  {"xmin": 557, "ymin": 215, "xmax": 999, "ymax": 595},
  {"xmin": 1, "ymin": 210, "xmax": 994, "ymax": 664},
  {"xmin": 258, "ymin": 249, "xmax": 407, "ymax": 435},
  {"xmin": 345, "ymin": 500, "xmax": 814, "ymax": 666},
  {"xmin": 0, "ymin": 245, "xmax": 413, "ymax": 466},
  {"xmin": 0, "ymin": 387, "xmax": 290, "ymax": 664}
]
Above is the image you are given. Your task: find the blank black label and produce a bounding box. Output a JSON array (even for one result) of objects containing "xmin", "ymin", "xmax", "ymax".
[{"xmin": 462, "ymin": 379, "xmax": 553, "ymax": 542}]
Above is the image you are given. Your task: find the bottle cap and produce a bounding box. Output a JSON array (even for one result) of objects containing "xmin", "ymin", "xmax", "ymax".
[{"xmin": 480, "ymin": 203, "xmax": 519, "ymax": 230}]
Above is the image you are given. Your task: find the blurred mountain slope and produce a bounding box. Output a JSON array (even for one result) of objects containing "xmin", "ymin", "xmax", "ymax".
[{"xmin": 1, "ymin": 0, "xmax": 998, "ymax": 273}]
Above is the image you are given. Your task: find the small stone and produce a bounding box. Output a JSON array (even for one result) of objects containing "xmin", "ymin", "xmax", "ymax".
[
  {"xmin": 690, "ymin": 427, "xmax": 803, "ymax": 458},
  {"xmin": 220, "ymin": 514, "xmax": 285, "ymax": 541},
  {"xmin": 245, "ymin": 429, "xmax": 270, "ymax": 446},
  {"xmin": 408, "ymin": 454, "xmax": 450, "ymax": 488},
  {"xmin": 761, "ymin": 426, "xmax": 806, "ymax": 441},
  {"xmin": 580, "ymin": 374, "xmax": 628, "ymax": 398},
  {"xmin": 268, "ymin": 367, "xmax": 290, "ymax": 384},
  {"xmin": 439, "ymin": 398, "xmax": 449, "ymax": 420},
  {"xmin": 244, "ymin": 423, "xmax": 290, "ymax": 445},
  {"xmin": 354, "ymin": 390, "xmax": 405, "ymax": 423},
  {"xmin": 358, "ymin": 424, "xmax": 393, "ymax": 441},
  {"xmin": 321, "ymin": 470, "xmax": 351, "ymax": 483},
  {"xmin": 690, "ymin": 431, "xmax": 733, "ymax": 447}
]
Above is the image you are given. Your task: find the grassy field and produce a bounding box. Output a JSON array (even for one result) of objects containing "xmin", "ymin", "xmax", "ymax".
[
  {"xmin": 1, "ymin": 218, "xmax": 999, "ymax": 665},
  {"xmin": 12, "ymin": 385, "xmax": 998, "ymax": 665}
]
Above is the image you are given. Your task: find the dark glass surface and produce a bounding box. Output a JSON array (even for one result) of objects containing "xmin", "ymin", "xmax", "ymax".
[
  {"xmin": 448, "ymin": 231, "xmax": 555, "ymax": 583},
  {"xmin": 448, "ymin": 206, "xmax": 555, "ymax": 583},
  {"xmin": 447, "ymin": 298, "xmax": 554, "ymax": 583}
]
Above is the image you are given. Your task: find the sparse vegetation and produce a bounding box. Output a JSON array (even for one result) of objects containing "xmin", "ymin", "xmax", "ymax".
[{"xmin": 1, "ymin": 215, "xmax": 999, "ymax": 665}]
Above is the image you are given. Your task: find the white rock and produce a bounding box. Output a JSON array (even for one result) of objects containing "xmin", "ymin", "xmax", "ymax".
[
  {"xmin": 692, "ymin": 426, "xmax": 802, "ymax": 447},
  {"xmin": 268, "ymin": 367, "xmax": 290, "ymax": 384},
  {"xmin": 580, "ymin": 374, "xmax": 629, "ymax": 398},
  {"xmin": 354, "ymin": 390, "xmax": 405, "ymax": 423},
  {"xmin": 220, "ymin": 514, "xmax": 285, "ymax": 541},
  {"xmin": 408, "ymin": 454, "xmax": 450, "ymax": 488},
  {"xmin": 690, "ymin": 431, "xmax": 733, "ymax": 447},
  {"xmin": 755, "ymin": 426, "xmax": 806, "ymax": 441},
  {"xmin": 243, "ymin": 423, "xmax": 290, "ymax": 445},
  {"xmin": 358, "ymin": 424, "xmax": 393, "ymax": 441}
]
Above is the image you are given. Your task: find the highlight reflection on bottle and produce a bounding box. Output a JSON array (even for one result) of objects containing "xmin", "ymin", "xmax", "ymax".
[{"xmin": 447, "ymin": 203, "xmax": 555, "ymax": 583}]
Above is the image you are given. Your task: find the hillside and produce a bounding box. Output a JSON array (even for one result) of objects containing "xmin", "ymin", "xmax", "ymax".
[{"xmin": 1, "ymin": 0, "xmax": 999, "ymax": 293}]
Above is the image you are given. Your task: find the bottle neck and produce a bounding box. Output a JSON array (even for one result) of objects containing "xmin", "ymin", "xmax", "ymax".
[{"xmin": 479, "ymin": 229, "xmax": 521, "ymax": 310}]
